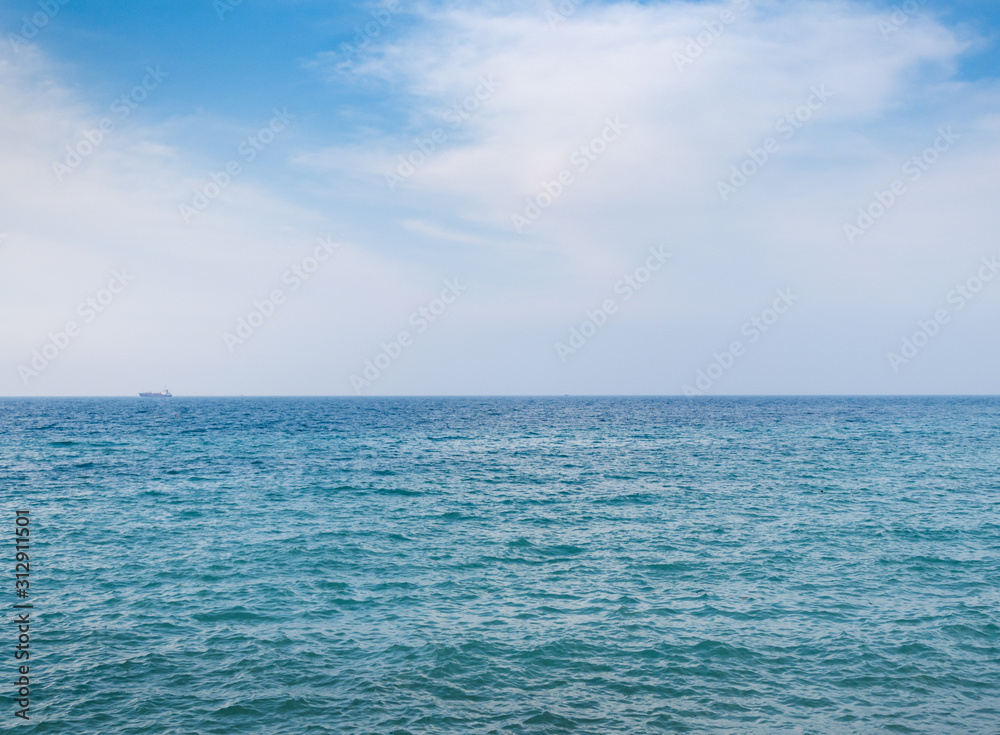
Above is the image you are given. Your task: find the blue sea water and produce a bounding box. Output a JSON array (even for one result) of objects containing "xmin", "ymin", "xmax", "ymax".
[{"xmin": 1, "ymin": 396, "xmax": 999, "ymax": 734}]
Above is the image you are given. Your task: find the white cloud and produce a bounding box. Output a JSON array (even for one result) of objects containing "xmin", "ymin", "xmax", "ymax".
[
  {"xmin": 401, "ymin": 218, "xmax": 485, "ymax": 244},
  {"xmin": 2, "ymin": 1, "xmax": 1000, "ymax": 395},
  {"xmin": 297, "ymin": 0, "xmax": 1000, "ymax": 393},
  {"xmin": 0, "ymin": 44, "xmax": 437, "ymax": 396}
]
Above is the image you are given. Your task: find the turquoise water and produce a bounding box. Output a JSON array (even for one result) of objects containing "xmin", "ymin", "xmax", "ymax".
[{"xmin": 2, "ymin": 397, "xmax": 999, "ymax": 733}]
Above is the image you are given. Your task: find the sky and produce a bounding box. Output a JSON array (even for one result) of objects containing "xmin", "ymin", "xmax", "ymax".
[{"xmin": 1, "ymin": 0, "xmax": 999, "ymax": 396}]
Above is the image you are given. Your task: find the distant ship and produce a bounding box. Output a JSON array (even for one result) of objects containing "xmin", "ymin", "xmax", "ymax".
[{"xmin": 139, "ymin": 389, "xmax": 173, "ymax": 398}]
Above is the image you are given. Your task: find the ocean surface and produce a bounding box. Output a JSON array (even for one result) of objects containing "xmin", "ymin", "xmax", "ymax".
[{"xmin": 1, "ymin": 396, "xmax": 999, "ymax": 734}]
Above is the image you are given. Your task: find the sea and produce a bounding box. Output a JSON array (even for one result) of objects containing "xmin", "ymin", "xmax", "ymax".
[{"xmin": 1, "ymin": 396, "xmax": 998, "ymax": 734}]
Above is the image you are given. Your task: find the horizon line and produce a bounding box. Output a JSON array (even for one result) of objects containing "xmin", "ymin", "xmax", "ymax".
[{"xmin": 3, "ymin": 394, "xmax": 1000, "ymax": 399}]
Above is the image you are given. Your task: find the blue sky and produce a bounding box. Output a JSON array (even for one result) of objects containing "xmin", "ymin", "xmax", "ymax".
[{"xmin": 2, "ymin": 0, "xmax": 1000, "ymax": 395}]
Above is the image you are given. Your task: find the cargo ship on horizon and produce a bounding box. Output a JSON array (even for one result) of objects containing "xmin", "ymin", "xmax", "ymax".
[{"xmin": 139, "ymin": 389, "xmax": 172, "ymax": 398}]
